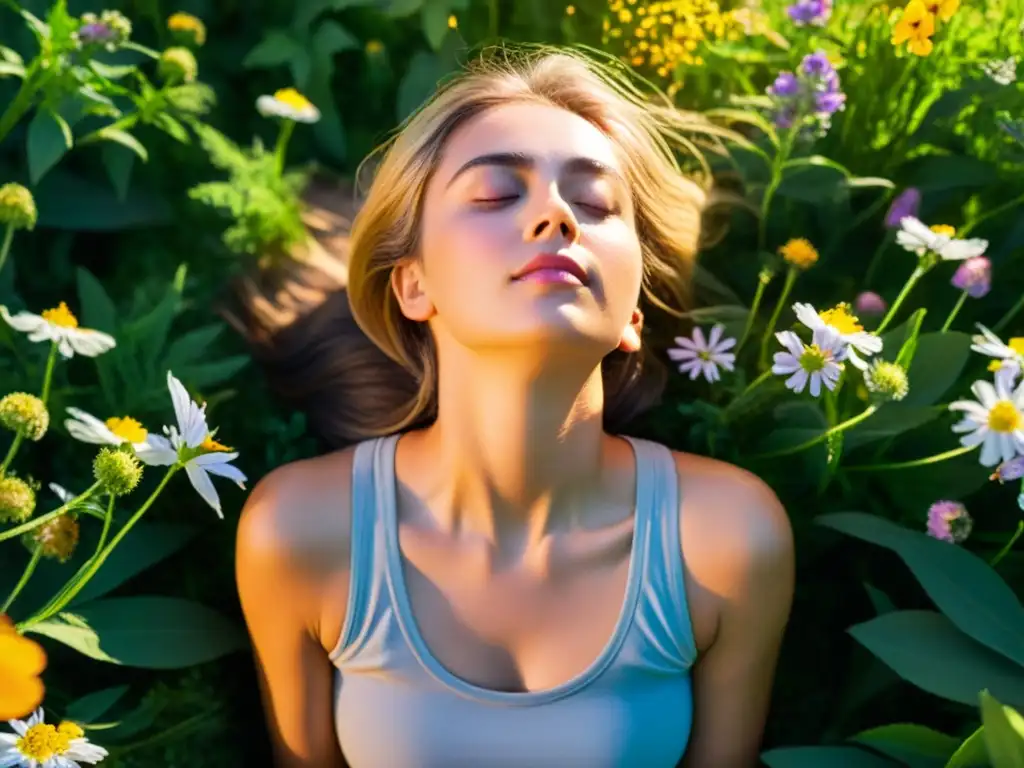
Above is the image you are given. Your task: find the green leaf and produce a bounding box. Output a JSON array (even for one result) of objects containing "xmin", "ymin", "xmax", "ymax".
[
  {"xmin": 680, "ymin": 304, "xmax": 749, "ymax": 342},
  {"xmin": 775, "ymin": 157, "xmax": 848, "ymax": 202},
  {"xmin": 901, "ymin": 332, "xmax": 973, "ymax": 407},
  {"xmin": 121, "ymin": 286, "xmax": 180, "ymax": 371},
  {"xmin": 396, "ymin": 49, "xmax": 449, "ymax": 122},
  {"xmin": 76, "ymin": 267, "xmax": 118, "ymax": 334},
  {"xmin": 164, "ymin": 324, "xmax": 226, "ymax": 367},
  {"xmin": 421, "ymin": 0, "xmax": 452, "ymax": 50},
  {"xmin": 980, "ymin": 691, "xmax": 1024, "ymax": 768},
  {"xmin": 762, "ymin": 746, "xmax": 899, "ymax": 767},
  {"xmin": 904, "ymin": 155, "xmax": 999, "ymax": 193},
  {"xmin": 33, "ymin": 597, "xmax": 247, "ymax": 669},
  {"xmin": 101, "ymin": 142, "xmax": 135, "ymax": 201},
  {"xmin": 174, "ymin": 356, "xmax": 250, "ymax": 389},
  {"xmin": 64, "ymin": 685, "xmax": 131, "ymax": 724},
  {"xmin": 94, "ymin": 127, "xmax": 148, "ymax": 162},
  {"xmin": 312, "ymin": 20, "xmax": 359, "ymax": 56},
  {"xmin": 851, "ymin": 723, "xmax": 960, "ymax": 768},
  {"xmin": 243, "ymin": 29, "xmax": 305, "ymax": 69},
  {"xmin": 153, "ymin": 114, "xmax": 190, "ymax": 144},
  {"xmin": 35, "ymin": 169, "xmax": 172, "ymax": 230},
  {"xmin": 784, "ymin": 154, "xmax": 853, "ymax": 177},
  {"xmin": 845, "ymin": 404, "xmax": 942, "ymax": 450},
  {"xmin": 0, "ymin": 61, "xmax": 26, "ymax": 78},
  {"xmin": 70, "ymin": 523, "xmax": 198, "ymax": 606},
  {"xmin": 895, "ymin": 309, "xmax": 927, "ymax": 369},
  {"xmin": 88, "ymin": 60, "xmax": 136, "ymax": 80},
  {"xmin": 28, "ymin": 109, "xmax": 73, "ymax": 185},
  {"xmin": 848, "ymin": 610, "xmax": 1024, "ymax": 708},
  {"xmin": 819, "ymin": 513, "xmax": 1024, "ymax": 669},
  {"xmin": 847, "ymin": 176, "xmax": 896, "ymax": 190},
  {"xmin": 386, "ymin": 0, "xmax": 427, "ymax": 16},
  {"xmin": 945, "ymin": 726, "xmax": 990, "ymax": 768},
  {"xmin": 703, "ymin": 107, "xmax": 779, "ymax": 148}
]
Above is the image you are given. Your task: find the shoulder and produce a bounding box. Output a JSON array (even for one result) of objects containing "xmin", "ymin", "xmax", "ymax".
[{"xmin": 235, "ymin": 445, "xmax": 360, "ymax": 645}]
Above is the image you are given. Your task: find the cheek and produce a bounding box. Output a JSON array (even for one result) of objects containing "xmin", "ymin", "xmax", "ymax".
[
  {"xmin": 591, "ymin": 224, "xmax": 644, "ymax": 309},
  {"xmin": 419, "ymin": 208, "xmax": 513, "ymax": 303}
]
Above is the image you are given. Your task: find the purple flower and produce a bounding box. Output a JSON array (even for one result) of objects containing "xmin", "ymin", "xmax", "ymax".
[
  {"xmin": 77, "ymin": 22, "xmax": 115, "ymax": 45},
  {"xmin": 787, "ymin": 0, "xmax": 833, "ymax": 26},
  {"xmin": 992, "ymin": 456, "xmax": 1024, "ymax": 483},
  {"xmin": 951, "ymin": 255, "xmax": 992, "ymax": 298},
  {"xmin": 801, "ymin": 51, "xmax": 833, "ymax": 77},
  {"xmin": 926, "ymin": 500, "xmax": 973, "ymax": 544},
  {"xmin": 766, "ymin": 51, "xmax": 845, "ymax": 138},
  {"xmin": 885, "ymin": 188, "xmax": 922, "ymax": 229},
  {"xmin": 855, "ymin": 291, "xmax": 887, "ymax": 316},
  {"xmin": 769, "ymin": 72, "xmax": 801, "ymax": 97},
  {"xmin": 815, "ymin": 91, "xmax": 847, "ymax": 115}
]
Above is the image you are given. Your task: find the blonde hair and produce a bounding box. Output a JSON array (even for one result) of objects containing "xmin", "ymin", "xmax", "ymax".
[{"xmin": 230, "ymin": 43, "xmax": 734, "ymax": 448}]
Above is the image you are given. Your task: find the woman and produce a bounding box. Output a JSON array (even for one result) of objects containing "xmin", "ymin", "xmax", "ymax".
[{"xmin": 234, "ymin": 44, "xmax": 794, "ymax": 768}]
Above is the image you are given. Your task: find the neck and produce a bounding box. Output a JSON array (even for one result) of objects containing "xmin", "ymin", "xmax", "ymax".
[{"xmin": 412, "ymin": 343, "xmax": 613, "ymax": 555}]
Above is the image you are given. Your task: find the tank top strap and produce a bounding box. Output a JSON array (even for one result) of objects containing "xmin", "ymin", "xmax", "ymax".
[
  {"xmin": 329, "ymin": 434, "xmax": 400, "ymax": 663},
  {"xmin": 623, "ymin": 436, "xmax": 697, "ymax": 670}
]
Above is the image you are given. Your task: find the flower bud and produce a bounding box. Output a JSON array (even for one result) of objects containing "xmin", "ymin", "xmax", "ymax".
[
  {"xmin": 158, "ymin": 47, "xmax": 198, "ymax": 84},
  {"xmin": 27, "ymin": 514, "xmax": 79, "ymax": 562},
  {"xmin": 0, "ymin": 183, "xmax": 37, "ymax": 231},
  {"xmin": 93, "ymin": 447, "xmax": 142, "ymax": 497},
  {"xmin": 778, "ymin": 238, "xmax": 819, "ymax": 270},
  {"xmin": 0, "ymin": 476, "xmax": 36, "ymax": 523},
  {"xmin": 951, "ymin": 255, "xmax": 992, "ymax": 298},
  {"xmin": 926, "ymin": 500, "xmax": 972, "ymax": 544},
  {"xmin": 167, "ymin": 12, "xmax": 206, "ymax": 46},
  {"xmin": 0, "ymin": 393, "xmax": 49, "ymax": 441},
  {"xmin": 854, "ymin": 291, "xmax": 887, "ymax": 316},
  {"xmin": 864, "ymin": 359, "xmax": 909, "ymax": 402}
]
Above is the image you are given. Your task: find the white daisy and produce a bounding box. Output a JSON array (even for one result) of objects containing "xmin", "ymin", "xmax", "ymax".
[
  {"xmin": 139, "ymin": 371, "xmax": 247, "ymax": 518},
  {"xmin": 667, "ymin": 324, "xmax": 736, "ymax": 383},
  {"xmin": 64, "ymin": 408, "xmax": 153, "ymax": 452},
  {"xmin": 949, "ymin": 375, "xmax": 1024, "ymax": 467},
  {"xmin": 772, "ymin": 326, "xmax": 848, "ymax": 397},
  {"xmin": 255, "ymin": 87, "xmax": 320, "ymax": 123},
  {"xmin": 895, "ymin": 217, "xmax": 988, "ymax": 262},
  {"xmin": 0, "ymin": 707, "xmax": 107, "ymax": 767},
  {"xmin": 0, "ymin": 303, "xmax": 115, "ymax": 359},
  {"xmin": 792, "ymin": 302, "xmax": 882, "ymax": 370}
]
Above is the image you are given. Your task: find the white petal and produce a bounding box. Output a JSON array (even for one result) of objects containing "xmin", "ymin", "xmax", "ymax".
[
  {"xmin": 691, "ymin": 326, "xmax": 707, "ymax": 350},
  {"xmin": 712, "ymin": 335, "xmax": 736, "ymax": 353},
  {"xmin": 701, "ymin": 361, "xmax": 719, "ymax": 382},
  {"xmin": 667, "ymin": 347, "xmax": 698, "ymax": 361},
  {"xmin": 672, "ymin": 336, "xmax": 699, "ymax": 351},
  {"xmin": 980, "ymin": 433, "xmax": 1002, "ymax": 466},
  {"xmin": 199, "ymin": 460, "xmax": 247, "ymax": 488},
  {"xmin": 56, "ymin": 335, "xmax": 75, "ymax": 359},
  {"xmin": 808, "ymin": 372, "xmax": 822, "ymax": 397},
  {"xmin": 64, "ymin": 328, "xmax": 116, "ymax": 358},
  {"xmin": 0, "ymin": 306, "xmax": 47, "ymax": 334},
  {"xmin": 166, "ymin": 372, "xmax": 208, "ymax": 448},
  {"xmin": 65, "ymin": 739, "xmax": 107, "ymax": 762},
  {"xmin": 785, "ymin": 370, "xmax": 808, "ymax": 393},
  {"xmin": 186, "ymin": 463, "xmax": 223, "ymax": 517},
  {"xmin": 715, "ymin": 353, "xmax": 736, "ymax": 371},
  {"xmin": 679, "ymin": 359, "xmax": 702, "ymax": 379},
  {"xmin": 898, "ymin": 216, "xmax": 937, "ymax": 247},
  {"xmin": 793, "ymin": 302, "xmax": 823, "ymax": 330},
  {"xmin": 772, "ymin": 353, "xmax": 801, "ymax": 374},
  {"xmin": 973, "ymin": 380, "xmax": 999, "ymax": 408},
  {"xmin": 940, "ymin": 238, "xmax": 988, "ymax": 261},
  {"xmin": 960, "ymin": 426, "xmax": 987, "ymax": 447},
  {"xmin": 707, "ymin": 324, "xmax": 723, "ymax": 348},
  {"xmin": 65, "ymin": 408, "xmax": 122, "ymax": 444},
  {"xmin": 776, "ymin": 331, "xmax": 804, "ymax": 357},
  {"xmin": 846, "ymin": 347, "xmax": 868, "ymax": 370},
  {"xmin": 848, "ymin": 332, "xmax": 883, "ymax": 354},
  {"xmin": 135, "ymin": 434, "xmax": 178, "ymax": 466}
]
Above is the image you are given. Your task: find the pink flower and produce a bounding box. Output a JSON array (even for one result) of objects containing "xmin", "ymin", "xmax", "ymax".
[
  {"xmin": 951, "ymin": 255, "xmax": 992, "ymax": 298},
  {"xmin": 926, "ymin": 500, "xmax": 973, "ymax": 544},
  {"xmin": 855, "ymin": 291, "xmax": 887, "ymax": 316}
]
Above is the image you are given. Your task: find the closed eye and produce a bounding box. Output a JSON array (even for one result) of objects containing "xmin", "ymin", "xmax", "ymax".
[{"xmin": 473, "ymin": 197, "xmax": 614, "ymax": 217}]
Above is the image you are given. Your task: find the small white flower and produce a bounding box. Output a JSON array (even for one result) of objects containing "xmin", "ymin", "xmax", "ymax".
[
  {"xmin": 949, "ymin": 374, "xmax": 1024, "ymax": 467},
  {"xmin": 255, "ymin": 87, "xmax": 320, "ymax": 123},
  {"xmin": 1, "ymin": 707, "xmax": 108, "ymax": 766},
  {"xmin": 0, "ymin": 303, "xmax": 115, "ymax": 359},
  {"xmin": 64, "ymin": 408, "xmax": 155, "ymax": 450},
  {"xmin": 971, "ymin": 324, "xmax": 1024, "ymax": 389},
  {"xmin": 983, "ymin": 56, "xmax": 1017, "ymax": 85},
  {"xmin": 896, "ymin": 217, "xmax": 988, "ymax": 262},
  {"xmin": 772, "ymin": 326, "xmax": 848, "ymax": 397},
  {"xmin": 667, "ymin": 324, "xmax": 736, "ymax": 383},
  {"xmin": 141, "ymin": 371, "xmax": 247, "ymax": 517},
  {"xmin": 793, "ymin": 302, "xmax": 882, "ymax": 370}
]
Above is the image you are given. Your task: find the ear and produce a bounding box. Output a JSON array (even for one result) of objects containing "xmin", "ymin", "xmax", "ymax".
[
  {"xmin": 617, "ymin": 307, "xmax": 644, "ymax": 353},
  {"xmin": 391, "ymin": 259, "xmax": 435, "ymax": 322}
]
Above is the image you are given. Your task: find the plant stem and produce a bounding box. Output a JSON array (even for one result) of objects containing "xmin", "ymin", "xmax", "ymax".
[
  {"xmin": 863, "ymin": 229, "xmax": 894, "ymax": 288},
  {"xmin": 845, "ymin": 444, "xmax": 974, "ymax": 472},
  {"xmin": 0, "ymin": 60, "xmax": 42, "ymax": 145},
  {"xmin": 0, "ymin": 224, "xmax": 14, "ymax": 276},
  {"xmin": 940, "ymin": 291, "xmax": 968, "ymax": 333},
  {"xmin": 274, "ymin": 119, "xmax": 296, "ymax": 176},
  {"xmin": 994, "ymin": 292, "xmax": 1024, "ymax": 335},
  {"xmin": 0, "ymin": 481, "xmax": 102, "ymax": 543},
  {"xmin": 40, "ymin": 342, "xmax": 58, "ymax": 404},
  {"xmin": 0, "ymin": 433, "xmax": 23, "ymax": 478},
  {"xmin": 736, "ymin": 270, "xmax": 773, "ymax": 355},
  {"xmin": 19, "ymin": 467, "xmax": 178, "ymax": 630},
  {"xmin": 876, "ymin": 265, "xmax": 927, "ymax": 334},
  {"xmin": 753, "ymin": 404, "xmax": 878, "ymax": 459},
  {"xmin": 960, "ymin": 192, "xmax": 1024, "ymax": 237},
  {"xmin": 758, "ymin": 266, "xmax": 799, "ymax": 370},
  {"xmin": 757, "ymin": 127, "xmax": 795, "ymax": 254},
  {"xmin": 1, "ymin": 545, "xmax": 42, "ymax": 613},
  {"xmin": 990, "ymin": 521, "xmax": 1024, "ymax": 569}
]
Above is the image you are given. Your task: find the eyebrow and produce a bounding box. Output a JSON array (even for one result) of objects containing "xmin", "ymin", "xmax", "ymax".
[{"xmin": 444, "ymin": 151, "xmax": 627, "ymax": 190}]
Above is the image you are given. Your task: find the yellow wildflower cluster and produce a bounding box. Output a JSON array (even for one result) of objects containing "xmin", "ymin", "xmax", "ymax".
[
  {"xmin": 603, "ymin": 0, "xmax": 743, "ymax": 82},
  {"xmin": 891, "ymin": 0, "xmax": 960, "ymax": 57}
]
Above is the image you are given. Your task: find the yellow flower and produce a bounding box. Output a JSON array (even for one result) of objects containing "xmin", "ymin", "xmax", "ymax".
[
  {"xmin": 255, "ymin": 87, "xmax": 320, "ymax": 123},
  {"xmin": 779, "ymin": 238, "xmax": 819, "ymax": 270},
  {"xmin": 448, "ymin": 14, "xmax": 457, "ymax": 28},
  {"xmin": 891, "ymin": 0, "xmax": 935, "ymax": 57},
  {"xmin": 0, "ymin": 614, "xmax": 46, "ymax": 720},
  {"xmin": 566, "ymin": 4, "xmax": 576, "ymax": 14},
  {"xmin": 365, "ymin": 39, "xmax": 384, "ymax": 54},
  {"xmin": 167, "ymin": 11, "xmax": 206, "ymax": 45},
  {"xmin": 923, "ymin": 0, "xmax": 959, "ymax": 22}
]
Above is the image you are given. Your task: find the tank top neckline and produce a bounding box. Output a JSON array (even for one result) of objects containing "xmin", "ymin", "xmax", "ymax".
[{"xmin": 377, "ymin": 432, "xmax": 654, "ymax": 707}]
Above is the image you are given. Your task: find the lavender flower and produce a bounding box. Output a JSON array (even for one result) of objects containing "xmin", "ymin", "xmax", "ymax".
[
  {"xmin": 951, "ymin": 255, "xmax": 992, "ymax": 298},
  {"xmin": 855, "ymin": 291, "xmax": 887, "ymax": 316},
  {"xmin": 992, "ymin": 456, "xmax": 1024, "ymax": 483},
  {"xmin": 787, "ymin": 0, "xmax": 833, "ymax": 26},
  {"xmin": 765, "ymin": 50, "xmax": 846, "ymax": 138},
  {"xmin": 74, "ymin": 10, "xmax": 132, "ymax": 52},
  {"xmin": 926, "ymin": 500, "xmax": 973, "ymax": 544},
  {"xmin": 884, "ymin": 188, "xmax": 921, "ymax": 229}
]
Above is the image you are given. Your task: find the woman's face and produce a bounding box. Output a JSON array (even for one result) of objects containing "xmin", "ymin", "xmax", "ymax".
[{"xmin": 393, "ymin": 102, "xmax": 644, "ymax": 361}]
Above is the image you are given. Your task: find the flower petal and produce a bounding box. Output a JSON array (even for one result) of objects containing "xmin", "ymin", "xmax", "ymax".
[
  {"xmin": 186, "ymin": 464, "xmax": 223, "ymax": 518},
  {"xmin": 776, "ymin": 331, "xmax": 804, "ymax": 357},
  {"xmin": 792, "ymin": 302, "xmax": 823, "ymax": 331},
  {"xmin": 64, "ymin": 328, "xmax": 116, "ymax": 358},
  {"xmin": 940, "ymin": 238, "xmax": 988, "ymax": 261},
  {"xmin": 64, "ymin": 408, "xmax": 121, "ymax": 445},
  {"xmin": 135, "ymin": 434, "xmax": 178, "ymax": 466},
  {"xmin": 0, "ymin": 306, "xmax": 47, "ymax": 334},
  {"xmin": 707, "ymin": 324, "xmax": 723, "ymax": 348},
  {"xmin": 667, "ymin": 347, "xmax": 698, "ymax": 361},
  {"xmin": 166, "ymin": 372, "xmax": 208, "ymax": 448}
]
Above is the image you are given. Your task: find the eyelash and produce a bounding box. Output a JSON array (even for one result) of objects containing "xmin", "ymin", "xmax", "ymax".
[{"xmin": 473, "ymin": 196, "xmax": 615, "ymax": 217}]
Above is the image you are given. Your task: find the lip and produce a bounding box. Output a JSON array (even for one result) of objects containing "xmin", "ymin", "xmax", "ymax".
[{"xmin": 511, "ymin": 252, "xmax": 589, "ymax": 286}]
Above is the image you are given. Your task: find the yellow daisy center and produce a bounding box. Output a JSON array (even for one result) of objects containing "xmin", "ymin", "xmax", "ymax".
[
  {"xmin": 57, "ymin": 721, "xmax": 84, "ymax": 740},
  {"xmin": 1010, "ymin": 339, "xmax": 1024, "ymax": 355},
  {"xmin": 167, "ymin": 11, "xmax": 205, "ymax": 42},
  {"xmin": 929, "ymin": 224, "xmax": 956, "ymax": 237},
  {"xmin": 988, "ymin": 401, "xmax": 1021, "ymax": 433},
  {"xmin": 201, "ymin": 436, "xmax": 232, "ymax": 452},
  {"xmin": 273, "ymin": 88, "xmax": 313, "ymax": 111},
  {"xmin": 447, "ymin": 13, "xmax": 457, "ymax": 28},
  {"xmin": 799, "ymin": 344, "xmax": 827, "ymax": 373},
  {"xmin": 40, "ymin": 302, "xmax": 79, "ymax": 328},
  {"xmin": 104, "ymin": 416, "xmax": 147, "ymax": 443},
  {"xmin": 16, "ymin": 721, "xmax": 69, "ymax": 759},
  {"xmin": 779, "ymin": 238, "xmax": 819, "ymax": 269},
  {"xmin": 819, "ymin": 303, "xmax": 863, "ymax": 334}
]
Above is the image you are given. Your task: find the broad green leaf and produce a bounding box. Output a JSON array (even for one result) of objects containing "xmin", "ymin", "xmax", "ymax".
[
  {"xmin": 153, "ymin": 114, "xmax": 190, "ymax": 144},
  {"xmin": 845, "ymin": 404, "xmax": 942, "ymax": 450},
  {"xmin": 885, "ymin": 332, "xmax": 972, "ymax": 407},
  {"xmin": 39, "ymin": 597, "xmax": 247, "ymax": 669},
  {"xmin": 294, "ymin": 0, "xmax": 336, "ymax": 28},
  {"xmin": 88, "ymin": 60, "xmax": 136, "ymax": 79},
  {"xmin": 895, "ymin": 309, "xmax": 927, "ymax": 369},
  {"xmin": 421, "ymin": 0, "xmax": 452, "ymax": 50},
  {"xmin": 312, "ymin": 20, "xmax": 359, "ymax": 56},
  {"xmin": 101, "ymin": 142, "xmax": 135, "ymax": 201},
  {"xmin": 864, "ymin": 582, "xmax": 897, "ymax": 615},
  {"xmin": 64, "ymin": 685, "xmax": 130, "ymax": 724},
  {"xmin": 692, "ymin": 265, "xmax": 743, "ymax": 306},
  {"xmin": 308, "ymin": 73, "xmax": 346, "ymax": 161},
  {"xmin": 775, "ymin": 160, "xmax": 847, "ymax": 202},
  {"xmin": 76, "ymin": 267, "xmax": 117, "ymax": 333},
  {"xmin": 174, "ymin": 356, "xmax": 250, "ymax": 389},
  {"xmin": 164, "ymin": 324, "xmax": 226, "ymax": 367},
  {"xmin": 387, "ymin": 0, "xmax": 427, "ymax": 16},
  {"xmin": 981, "ymin": 691, "xmax": 1024, "ymax": 768},
  {"xmin": 27, "ymin": 613, "xmax": 120, "ymax": 664},
  {"xmin": 94, "ymin": 127, "xmax": 148, "ymax": 162},
  {"xmin": 35, "ymin": 169, "xmax": 172, "ymax": 230},
  {"xmin": 848, "ymin": 610, "xmax": 1024, "ymax": 708},
  {"xmin": 28, "ymin": 109, "xmax": 72, "ymax": 185},
  {"xmin": 904, "ymin": 155, "xmax": 998, "ymax": 193},
  {"xmin": 851, "ymin": 723, "xmax": 960, "ymax": 768},
  {"xmin": 70, "ymin": 522, "xmax": 198, "ymax": 606},
  {"xmin": 396, "ymin": 50, "xmax": 450, "ymax": 122},
  {"xmin": 0, "ymin": 61, "xmax": 25, "ymax": 78},
  {"xmin": 946, "ymin": 726, "xmax": 990, "ymax": 768},
  {"xmin": 820, "ymin": 513, "xmax": 1024, "ymax": 668},
  {"xmin": 762, "ymin": 746, "xmax": 898, "ymax": 767},
  {"xmin": 243, "ymin": 29, "xmax": 304, "ymax": 69}
]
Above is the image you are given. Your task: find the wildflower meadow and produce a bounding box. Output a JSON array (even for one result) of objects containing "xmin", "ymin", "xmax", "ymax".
[{"xmin": 0, "ymin": 0, "xmax": 1023, "ymax": 765}]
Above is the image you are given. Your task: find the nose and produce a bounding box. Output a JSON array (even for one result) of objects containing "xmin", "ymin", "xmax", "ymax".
[{"xmin": 523, "ymin": 185, "xmax": 580, "ymax": 247}]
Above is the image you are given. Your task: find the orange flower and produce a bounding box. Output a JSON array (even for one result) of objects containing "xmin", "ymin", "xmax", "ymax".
[
  {"xmin": 0, "ymin": 614, "xmax": 46, "ymax": 719},
  {"xmin": 891, "ymin": 0, "xmax": 935, "ymax": 56},
  {"xmin": 923, "ymin": 0, "xmax": 959, "ymax": 22}
]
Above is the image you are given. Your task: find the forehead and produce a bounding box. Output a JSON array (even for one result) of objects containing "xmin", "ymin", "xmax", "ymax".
[{"xmin": 436, "ymin": 102, "xmax": 623, "ymax": 177}]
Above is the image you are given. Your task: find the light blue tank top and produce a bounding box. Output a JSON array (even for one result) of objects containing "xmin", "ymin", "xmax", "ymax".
[{"xmin": 330, "ymin": 433, "xmax": 696, "ymax": 767}]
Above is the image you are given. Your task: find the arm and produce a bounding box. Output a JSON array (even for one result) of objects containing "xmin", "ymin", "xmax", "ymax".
[
  {"xmin": 677, "ymin": 461, "xmax": 795, "ymax": 768},
  {"xmin": 235, "ymin": 455, "xmax": 354, "ymax": 768}
]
